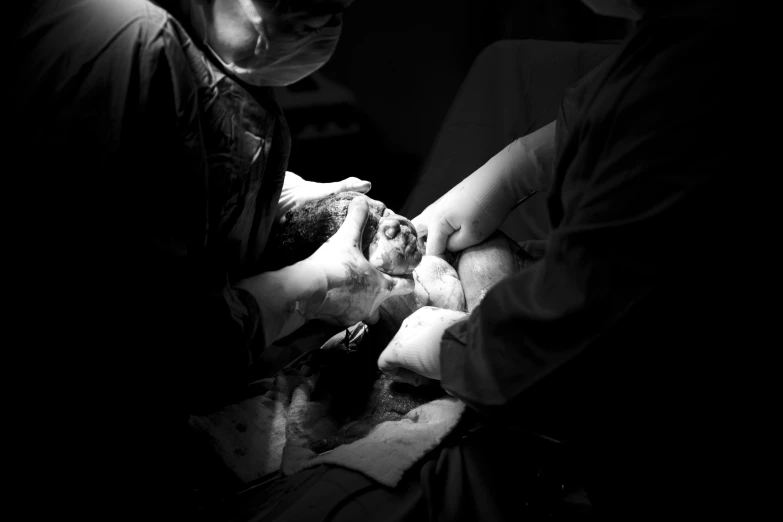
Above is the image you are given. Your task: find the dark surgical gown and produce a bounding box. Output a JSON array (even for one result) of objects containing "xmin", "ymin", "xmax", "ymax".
[
  {"xmin": 11, "ymin": 0, "xmax": 293, "ymax": 513},
  {"xmin": 13, "ymin": 0, "xmax": 287, "ymax": 396},
  {"xmin": 439, "ymin": 6, "xmax": 753, "ymax": 518}
]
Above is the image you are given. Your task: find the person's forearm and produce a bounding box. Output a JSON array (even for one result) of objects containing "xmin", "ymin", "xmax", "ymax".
[
  {"xmin": 506, "ymin": 120, "xmax": 557, "ymax": 195},
  {"xmin": 480, "ymin": 120, "xmax": 556, "ymax": 201},
  {"xmin": 449, "ymin": 121, "xmax": 557, "ymax": 223},
  {"xmin": 235, "ymin": 259, "xmax": 326, "ymax": 347}
]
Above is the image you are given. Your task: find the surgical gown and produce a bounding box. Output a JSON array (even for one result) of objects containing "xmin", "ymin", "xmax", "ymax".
[
  {"xmin": 439, "ymin": 5, "xmax": 750, "ymax": 516},
  {"xmin": 12, "ymin": 0, "xmax": 294, "ymax": 513},
  {"xmin": 13, "ymin": 0, "xmax": 290, "ymax": 405}
]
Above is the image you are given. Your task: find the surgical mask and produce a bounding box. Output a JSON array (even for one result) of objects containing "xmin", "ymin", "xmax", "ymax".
[{"xmin": 201, "ymin": 0, "xmax": 343, "ymax": 87}]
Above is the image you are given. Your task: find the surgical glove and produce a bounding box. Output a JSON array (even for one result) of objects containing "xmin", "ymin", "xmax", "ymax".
[
  {"xmin": 304, "ymin": 196, "xmax": 415, "ymax": 326},
  {"xmin": 413, "ymin": 121, "xmax": 556, "ymax": 257},
  {"xmin": 277, "ymin": 171, "xmax": 371, "ymax": 224},
  {"xmin": 378, "ymin": 306, "xmax": 469, "ymax": 385}
]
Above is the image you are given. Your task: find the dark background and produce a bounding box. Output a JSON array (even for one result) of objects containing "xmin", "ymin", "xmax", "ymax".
[{"xmin": 277, "ymin": 0, "xmax": 630, "ymax": 213}]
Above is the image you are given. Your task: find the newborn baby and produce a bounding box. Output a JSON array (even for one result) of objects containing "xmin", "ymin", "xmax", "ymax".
[
  {"xmin": 264, "ymin": 191, "xmax": 422, "ymax": 276},
  {"xmin": 257, "ymin": 191, "xmax": 529, "ymax": 455}
]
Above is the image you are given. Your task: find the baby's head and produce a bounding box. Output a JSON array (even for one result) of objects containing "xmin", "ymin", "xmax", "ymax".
[
  {"xmin": 366, "ymin": 211, "xmax": 422, "ymax": 276},
  {"xmin": 269, "ymin": 191, "xmax": 422, "ymax": 274}
]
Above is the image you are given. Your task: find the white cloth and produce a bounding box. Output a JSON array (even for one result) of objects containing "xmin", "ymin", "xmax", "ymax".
[
  {"xmin": 189, "ymin": 374, "xmax": 466, "ymax": 487},
  {"xmin": 285, "ymin": 397, "xmax": 466, "ymax": 487}
]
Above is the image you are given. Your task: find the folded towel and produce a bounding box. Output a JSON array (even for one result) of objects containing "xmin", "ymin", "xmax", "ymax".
[
  {"xmin": 286, "ymin": 397, "xmax": 465, "ymax": 487},
  {"xmin": 188, "ymin": 375, "xmax": 300, "ymax": 484},
  {"xmin": 189, "ymin": 323, "xmax": 462, "ymax": 487}
]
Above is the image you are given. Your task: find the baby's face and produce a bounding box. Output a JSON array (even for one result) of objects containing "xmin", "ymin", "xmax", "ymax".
[
  {"xmin": 272, "ymin": 190, "xmax": 422, "ymax": 275},
  {"xmin": 334, "ymin": 194, "xmax": 421, "ymax": 275},
  {"xmin": 366, "ymin": 213, "xmax": 423, "ymax": 276}
]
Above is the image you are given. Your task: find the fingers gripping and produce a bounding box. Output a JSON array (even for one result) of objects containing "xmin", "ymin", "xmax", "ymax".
[
  {"xmin": 336, "ymin": 196, "xmax": 371, "ymax": 248},
  {"xmin": 426, "ymin": 218, "xmax": 458, "ymax": 257},
  {"xmin": 347, "ymin": 177, "xmax": 372, "ymax": 193},
  {"xmin": 377, "ymin": 340, "xmax": 398, "ymax": 374},
  {"xmin": 411, "ymin": 208, "xmax": 430, "ymax": 237},
  {"xmin": 333, "ymin": 177, "xmax": 371, "ymax": 195}
]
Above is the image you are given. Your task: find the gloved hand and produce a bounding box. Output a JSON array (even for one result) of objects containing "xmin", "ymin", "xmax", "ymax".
[
  {"xmin": 413, "ymin": 122, "xmax": 556, "ymax": 257},
  {"xmin": 304, "ymin": 196, "xmax": 415, "ymax": 326},
  {"xmin": 277, "ymin": 171, "xmax": 372, "ymax": 224},
  {"xmin": 377, "ymin": 306, "xmax": 469, "ymax": 385}
]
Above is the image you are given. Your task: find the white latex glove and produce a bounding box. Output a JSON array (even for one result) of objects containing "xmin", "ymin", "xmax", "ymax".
[
  {"xmin": 305, "ymin": 196, "xmax": 416, "ymax": 327},
  {"xmin": 236, "ymin": 196, "xmax": 413, "ymax": 344},
  {"xmin": 413, "ymin": 121, "xmax": 556, "ymax": 257},
  {"xmin": 276, "ymin": 171, "xmax": 372, "ymax": 224},
  {"xmin": 377, "ymin": 306, "xmax": 469, "ymax": 385}
]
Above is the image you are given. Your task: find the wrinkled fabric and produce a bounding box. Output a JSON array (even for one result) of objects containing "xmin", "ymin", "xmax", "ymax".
[
  {"xmin": 8, "ymin": 0, "xmax": 298, "ymax": 508},
  {"xmin": 11, "ymin": 1, "xmax": 294, "ymax": 512},
  {"xmin": 440, "ymin": 9, "xmax": 749, "ymax": 515},
  {"xmin": 216, "ymin": 414, "xmax": 580, "ymax": 522},
  {"xmin": 14, "ymin": 0, "xmax": 291, "ymax": 406}
]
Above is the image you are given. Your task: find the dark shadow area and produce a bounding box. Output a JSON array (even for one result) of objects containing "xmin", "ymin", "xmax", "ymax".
[{"xmin": 278, "ymin": 0, "xmax": 629, "ymax": 213}]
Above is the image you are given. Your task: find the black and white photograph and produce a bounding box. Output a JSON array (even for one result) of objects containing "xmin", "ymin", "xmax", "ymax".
[{"xmin": 10, "ymin": 1, "xmax": 759, "ymax": 520}]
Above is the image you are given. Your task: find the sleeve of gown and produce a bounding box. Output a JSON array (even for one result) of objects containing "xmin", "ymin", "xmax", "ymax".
[
  {"xmin": 439, "ymin": 21, "xmax": 733, "ymax": 416},
  {"xmin": 117, "ymin": 13, "xmax": 267, "ymax": 409}
]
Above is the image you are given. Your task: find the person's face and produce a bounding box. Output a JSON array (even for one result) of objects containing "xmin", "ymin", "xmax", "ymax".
[{"xmin": 580, "ymin": 0, "xmax": 644, "ymax": 20}]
